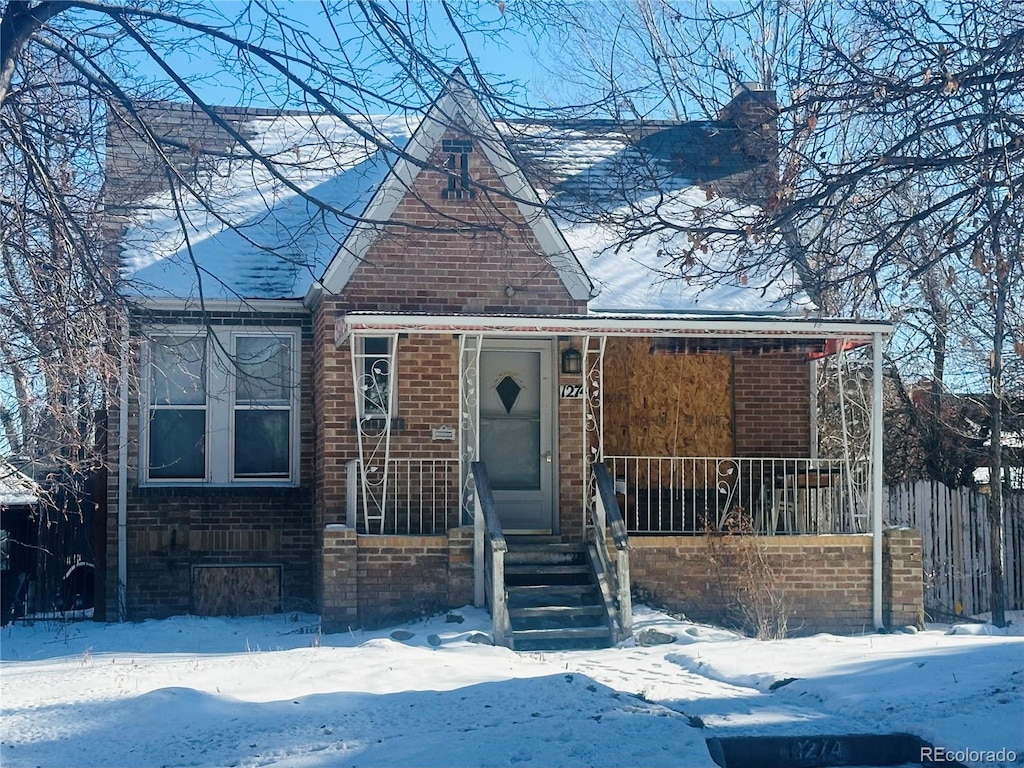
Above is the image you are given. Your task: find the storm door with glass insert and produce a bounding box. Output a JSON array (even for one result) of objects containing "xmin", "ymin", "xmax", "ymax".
[{"xmin": 478, "ymin": 341, "xmax": 554, "ymax": 532}]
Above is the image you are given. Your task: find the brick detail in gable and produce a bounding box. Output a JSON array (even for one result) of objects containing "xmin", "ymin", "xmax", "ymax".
[{"xmin": 338, "ymin": 129, "xmax": 585, "ymax": 315}]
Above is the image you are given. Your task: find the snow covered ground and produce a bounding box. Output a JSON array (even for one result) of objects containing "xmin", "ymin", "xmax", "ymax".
[{"xmin": 1, "ymin": 606, "xmax": 1021, "ymax": 768}]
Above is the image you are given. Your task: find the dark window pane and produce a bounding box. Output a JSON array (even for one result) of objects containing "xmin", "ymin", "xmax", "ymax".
[
  {"xmin": 149, "ymin": 410, "xmax": 205, "ymax": 479},
  {"xmin": 234, "ymin": 410, "xmax": 290, "ymax": 477},
  {"xmin": 362, "ymin": 337, "xmax": 390, "ymax": 414}
]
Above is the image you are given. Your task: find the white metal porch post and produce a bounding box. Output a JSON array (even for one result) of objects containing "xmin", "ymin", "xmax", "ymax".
[
  {"xmin": 458, "ymin": 333, "xmax": 484, "ymax": 606},
  {"xmin": 582, "ymin": 335, "xmax": 606, "ymax": 534},
  {"xmin": 871, "ymin": 331, "xmax": 884, "ymax": 630},
  {"xmin": 349, "ymin": 331, "xmax": 400, "ymax": 534}
]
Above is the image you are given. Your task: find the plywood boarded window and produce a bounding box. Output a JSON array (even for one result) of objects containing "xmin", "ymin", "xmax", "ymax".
[
  {"xmin": 191, "ymin": 565, "xmax": 282, "ymax": 616},
  {"xmin": 602, "ymin": 337, "xmax": 733, "ymax": 458}
]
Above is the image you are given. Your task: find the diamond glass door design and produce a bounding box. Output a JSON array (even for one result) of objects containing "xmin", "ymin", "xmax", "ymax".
[{"xmin": 479, "ymin": 341, "xmax": 554, "ymax": 532}]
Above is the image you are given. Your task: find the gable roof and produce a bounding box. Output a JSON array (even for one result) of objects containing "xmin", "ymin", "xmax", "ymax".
[
  {"xmin": 112, "ymin": 79, "xmax": 805, "ymax": 315},
  {"xmin": 317, "ymin": 71, "xmax": 592, "ymax": 303}
]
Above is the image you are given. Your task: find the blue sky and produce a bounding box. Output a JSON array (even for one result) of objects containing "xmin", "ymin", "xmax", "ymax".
[{"xmin": 125, "ymin": 1, "xmax": 551, "ymax": 111}]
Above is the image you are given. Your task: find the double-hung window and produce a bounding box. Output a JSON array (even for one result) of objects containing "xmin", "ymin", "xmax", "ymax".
[
  {"xmin": 148, "ymin": 336, "xmax": 207, "ymax": 480},
  {"xmin": 144, "ymin": 328, "xmax": 299, "ymax": 485},
  {"xmin": 233, "ymin": 335, "xmax": 292, "ymax": 478}
]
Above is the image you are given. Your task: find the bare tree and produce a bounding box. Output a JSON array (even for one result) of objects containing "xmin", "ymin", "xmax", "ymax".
[
  {"xmin": 0, "ymin": 0, "xmax": 550, "ymax": 475},
  {"xmin": 538, "ymin": 0, "xmax": 1024, "ymax": 625}
]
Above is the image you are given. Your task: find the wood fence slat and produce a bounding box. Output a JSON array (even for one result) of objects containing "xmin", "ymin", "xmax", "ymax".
[{"xmin": 884, "ymin": 480, "xmax": 1022, "ymax": 618}]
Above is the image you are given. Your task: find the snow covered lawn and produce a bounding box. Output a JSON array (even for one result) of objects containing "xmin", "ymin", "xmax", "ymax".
[{"xmin": 2, "ymin": 607, "xmax": 1021, "ymax": 768}]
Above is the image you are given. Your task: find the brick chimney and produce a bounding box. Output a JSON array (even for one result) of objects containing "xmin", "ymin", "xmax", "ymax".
[
  {"xmin": 717, "ymin": 83, "xmax": 779, "ymax": 201},
  {"xmin": 719, "ymin": 82, "xmax": 778, "ymax": 163}
]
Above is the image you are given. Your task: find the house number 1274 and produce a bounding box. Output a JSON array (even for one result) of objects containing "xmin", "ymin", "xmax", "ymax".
[{"xmin": 559, "ymin": 385, "xmax": 584, "ymax": 398}]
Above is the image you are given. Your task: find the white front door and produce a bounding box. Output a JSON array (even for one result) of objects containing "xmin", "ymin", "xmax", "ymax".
[{"xmin": 478, "ymin": 340, "xmax": 555, "ymax": 533}]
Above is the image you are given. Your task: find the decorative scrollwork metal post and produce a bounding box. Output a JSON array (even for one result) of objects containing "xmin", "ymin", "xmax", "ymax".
[
  {"xmin": 459, "ymin": 334, "xmax": 483, "ymax": 525},
  {"xmin": 582, "ymin": 335, "xmax": 606, "ymax": 535},
  {"xmin": 350, "ymin": 331, "xmax": 399, "ymax": 534}
]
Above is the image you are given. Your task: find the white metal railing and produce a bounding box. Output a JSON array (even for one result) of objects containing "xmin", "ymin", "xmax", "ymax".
[
  {"xmin": 345, "ymin": 458, "xmax": 459, "ymax": 535},
  {"xmin": 604, "ymin": 456, "xmax": 870, "ymax": 535}
]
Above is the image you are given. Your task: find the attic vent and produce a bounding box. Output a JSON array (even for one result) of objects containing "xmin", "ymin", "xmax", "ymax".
[{"xmin": 441, "ymin": 138, "xmax": 475, "ymax": 199}]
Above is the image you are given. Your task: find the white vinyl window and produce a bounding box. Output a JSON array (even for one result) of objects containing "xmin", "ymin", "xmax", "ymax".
[
  {"xmin": 233, "ymin": 335, "xmax": 292, "ymax": 479},
  {"xmin": 143, "ymin": 328, "xmax": 300, "ymax": 485},
  {"xmin": 147, "ymin": 335, "xmax": 207, "ymax": 480}
]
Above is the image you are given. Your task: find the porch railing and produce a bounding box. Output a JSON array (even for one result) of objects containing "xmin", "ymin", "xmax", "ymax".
[
  {"xmin": 471, "ymin": 461, "xmax": 512, "ymax": 648},
  {"xmin": 589, "ymin": 462, "xmax": 632, "ymax": 640},
  {"xmin": 604, "ymin": 456, "xmax": 870, "ymax": 535},
  {"xmin": 345, "ymin": 458, "xmax": 459, "ymax": 535}
]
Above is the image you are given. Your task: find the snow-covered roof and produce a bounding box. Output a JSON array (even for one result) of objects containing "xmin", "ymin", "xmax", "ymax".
[
  {"xmin": 120, "ymin": 114, "xmax": 415, "ymax": 302},
  {"xmin": 0, "ymin": 461, "xmax": 39, "ymax": 507},
  {"xmin": 116, "ymin": 100, "xmax": 802, "ymax": 314}
]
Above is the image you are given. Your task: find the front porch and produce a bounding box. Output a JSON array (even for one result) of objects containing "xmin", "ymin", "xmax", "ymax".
[{"xmin": 319, "ymin": 312, "xmax": 914, "ymax": 642}]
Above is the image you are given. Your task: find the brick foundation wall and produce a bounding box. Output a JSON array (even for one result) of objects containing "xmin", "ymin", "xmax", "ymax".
[
  {"xmin": 733, "ymin": 353, "xmax": 811, "ymax": 457},
  {"xmin": 628, "ymin": 529, "xmax": 924, "ymax": 635},
  {"xmin": 884, "ymin": 528, "xmax": 925, "ymax": 628},
  {"xmin": 321, "ymin": 526, "xmax": 474, "ymax": 633}
]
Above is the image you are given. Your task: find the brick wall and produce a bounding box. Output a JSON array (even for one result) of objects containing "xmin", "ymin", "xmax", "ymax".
[
  {"xmin": 105, "ymin": 310, "xmax": 316, "ymax": 619},
  {"xmin": 884, "ymin": 528, "xmax": 925, "ymax": 628},
  {"xmin": 733, "ymin": 352, "xmax": 811, "ymax": 457},
  {"xmin": 321, "ymin": 526, "xmax": 474, "ymax": 632},
  {"xmin": 557, "ymin": 341, "xmax": 586, "ymax": 540},
  {"xmin": 337, "ymin": 127, "xmax": 587, "ymax": 316},
  {"xmin": 315, "ymin": 331, "xmax": 462, "ymax": 532},
  {"xmin": 628, "ymin": 529, "xmax": 923, "ymax": 635}
]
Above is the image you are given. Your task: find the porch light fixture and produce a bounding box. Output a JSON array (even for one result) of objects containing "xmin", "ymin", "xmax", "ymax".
[{"xmin": 561, "ymin": 344, "xmax": 583, "ymax": 375}]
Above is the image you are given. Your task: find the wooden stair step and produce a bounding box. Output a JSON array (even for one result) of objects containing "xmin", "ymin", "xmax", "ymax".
[
  {"xmin": 507, "ymin": 583, "xmax": 597, "ymax": 595},
  {"xmin": 506, "ymin": 542, "xmax": 585, "ymax": 553},
  {"xmin": 509, "ymin": 604, "xmax": 606, "ymax": 619},
  {"xmin": 512, "ymin": 626, "xmax": 612, "ymax": 641},
  {"xmin": 504, "ymin": 564, "xmax": 591, "ymax": 576}
]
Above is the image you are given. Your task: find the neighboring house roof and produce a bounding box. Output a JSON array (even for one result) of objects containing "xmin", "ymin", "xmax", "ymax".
[
  {"xmin": 113, "ymin": 80, "xmax": 802, "ymax": 314},
  {"xmin": 0, "ymin": 461, "xmax": 39, "ymax": 507}
]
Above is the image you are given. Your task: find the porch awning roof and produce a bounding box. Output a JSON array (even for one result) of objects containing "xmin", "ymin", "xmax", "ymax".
[{"xmin": 336, "ymin": 311, "xmax": 893, "ymax": 346}]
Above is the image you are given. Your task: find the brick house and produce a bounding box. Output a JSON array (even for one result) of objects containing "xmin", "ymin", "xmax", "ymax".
[{"xmin": 102, "ymin": 74, "xmax": 922, "ymax": 645}]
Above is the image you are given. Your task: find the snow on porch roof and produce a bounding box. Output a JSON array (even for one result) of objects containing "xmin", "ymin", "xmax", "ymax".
[
  {"xmin": 336, "ymin": 311, "xmax": 893, "ymax": 346},
  {"xmin": 116, "ymin": 105, "xmax": 810, "ymax": 315},
  {"xmin": 0, "ymin": 461, "xmax": 39, "ymax": 507}
]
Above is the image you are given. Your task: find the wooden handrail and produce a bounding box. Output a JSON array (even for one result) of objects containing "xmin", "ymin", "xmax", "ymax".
[
  {"xmin": 471, "ymin": 461, "xmax": 506, "ymax": 552},
  {"xmin": 471, "ymin": 461, "xmax": 512, "ymax": 647},
  {"xmin": 592, "ymin": 462, "xmax": 629, "ymax": 550}
]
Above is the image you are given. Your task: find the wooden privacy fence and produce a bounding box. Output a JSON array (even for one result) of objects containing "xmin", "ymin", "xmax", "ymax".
[{"xmin": 886, "ymin": 481, "xmax": 1024, "ymax": 617}]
